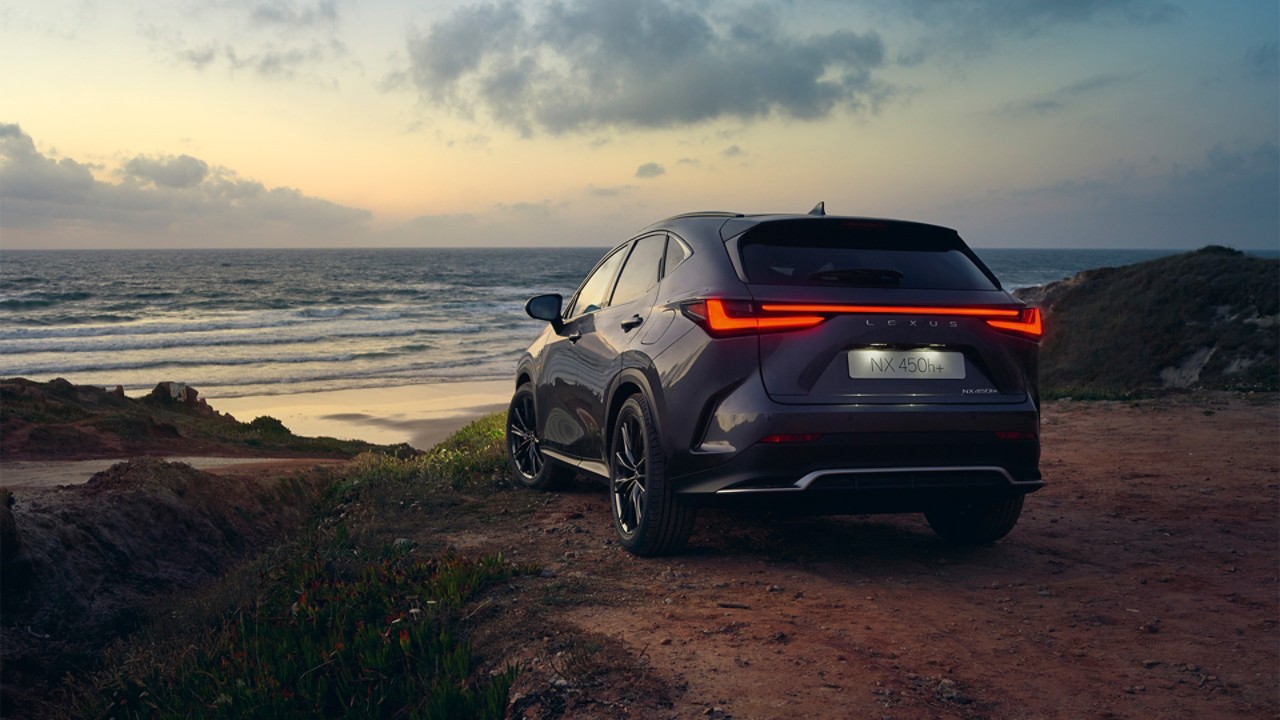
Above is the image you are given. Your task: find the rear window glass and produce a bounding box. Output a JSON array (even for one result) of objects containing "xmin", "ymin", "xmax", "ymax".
[{"xmin": 738, "ymin": 220, "xmax": 997, "ymax": 291}]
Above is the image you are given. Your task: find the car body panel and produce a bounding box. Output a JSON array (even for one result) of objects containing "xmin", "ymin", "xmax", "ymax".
[{"xmin": 513, "ymin": 211, "xmax": 1043, "ymax": 520}]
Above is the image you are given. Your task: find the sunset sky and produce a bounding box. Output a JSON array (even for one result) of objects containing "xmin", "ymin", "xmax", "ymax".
[{"xmin": 2, "ymin": 0, "xmax": 1276, "ymax": 249}]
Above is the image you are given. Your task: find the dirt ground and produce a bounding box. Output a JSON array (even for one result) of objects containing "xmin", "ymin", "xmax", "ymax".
[
  {"xmin": 0, "ymin": 458, "xmax": 339, "ymax": 716},
  {"xmin": 435, "ymin": 393, "xmax": 1278, "ymax": 719},
  {"xmin": 4, "ymin": 394, "xmax": 1275, "ymax": 719}
]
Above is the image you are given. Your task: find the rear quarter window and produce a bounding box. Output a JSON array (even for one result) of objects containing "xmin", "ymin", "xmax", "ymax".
[{"xmin": 738, "ymin": 220, "xmax": 998, "ymax": 291}]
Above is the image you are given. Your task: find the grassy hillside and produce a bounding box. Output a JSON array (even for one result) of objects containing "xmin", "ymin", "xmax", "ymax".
[
  {"xmin": 6, "ymin": 415, "xmax": 519, "ymax": 719},
  {"xmin": 0, "ymin": 378, "xmax": 402, "ymax": 460},
  {"xmin": 1014, "ymin": 246, "xmax": 1278, "ymax": 396}
]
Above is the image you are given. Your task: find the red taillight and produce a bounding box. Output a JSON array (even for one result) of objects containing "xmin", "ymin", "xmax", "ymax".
[
  {"xmin": 683, "ymin": 300, "xmax": 1042, "ymax": 340},
  {"xmin": 984, "ymin": 307, "xmax": 1043, "ymax": 339},
  {"xmin": 995, "ymin": 430, "xmax": 1037, "ymax": 441},
  {"xmin": 758, "ymin": 433, "xmax": 823, "ymax": 444},
  {"xmin": 758, "ymin": 302, "xmax": 1021, "ymax": 319},
  {"xmin": 683, "ymin": 299, "xmax": 825, "ymax": 336}
]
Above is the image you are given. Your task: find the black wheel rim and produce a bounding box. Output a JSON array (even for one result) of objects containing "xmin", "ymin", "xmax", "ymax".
[
  {"xmin": 508, "ymin": 393, "xmax": 543, "ymax": 479},
  {"xmin": 611, "ymin": 411, "xmax": 647, "ymax": 535}
]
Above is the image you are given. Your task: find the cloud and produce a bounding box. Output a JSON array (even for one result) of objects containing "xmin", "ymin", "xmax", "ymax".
[
  {"xmin": 0, "ymin": 124, "xmax": 97, "ymax": 203},
  {"xmin": 892, "ymin": 0, "xmax": 1180, "ymax": 33},
  {"xmin": 402, "ymin": 0, "xmax": 887, "ymax": 134},
  {"xmin": 972, "ymin": 142, "xmax": 1280, "ymax": 248},
  {"xmin": 885, "ymin": 0, "xmax": 1181, "ymax": 59},
  {"xmin": 122, "ymin": 154, "xmax": 210, "ymax": 189},
  {"xmin": 0, "ymin": 124, "xmax": 371, "ymax": 247},
  {"xmin": 635, "ymin": 162, "xmax": 665, "ymax": 178},
  {"xmin": 997, "ymin": 73, "xmax": 1126, "ymax": 116},
  {"xmin": 378, "ymin": 204, "xmax": 633, "ymax": 248},
  {"xmin": 1245, "ymin": 42, "xmax": 1278, "ymax": 79},
  {"xmin": 143, "ymin": 2, "xmax": 346, "ymax": 81},
  {"xmin": 586, "ymin": 184, "xmax": 632, "ymax": 197},
  {"xmin": 722, "ymin": 145, "xmax": 745, "ymax": 157},
  {"xmin": 250, "ymin": 0, "xmax": 339, "ymax": 27}
]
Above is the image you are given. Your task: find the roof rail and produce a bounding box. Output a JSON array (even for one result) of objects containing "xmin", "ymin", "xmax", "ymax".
[{"xmin": 654, "ymin": 210, "xmax": 744, "ymax": 224}]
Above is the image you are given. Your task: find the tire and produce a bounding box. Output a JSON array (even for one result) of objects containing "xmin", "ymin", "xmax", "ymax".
[
  {"xmin": 506, "ymin": 383, "xmax": 572, "ymax": 490},
  {"xmin": 925, "ymin": 495, "xmax": 1024, "ymax": 545},
  {"xmin": 609, "ymin": 394, "xmax": 696, "ymax": 557}
]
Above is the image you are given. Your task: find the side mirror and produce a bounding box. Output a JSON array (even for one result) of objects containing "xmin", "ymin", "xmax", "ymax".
[{"xmin": 525, "ymin": 293, "xmax": 564, "ymax": 333}]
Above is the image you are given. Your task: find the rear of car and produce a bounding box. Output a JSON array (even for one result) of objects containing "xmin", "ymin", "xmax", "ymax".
[
  {"xmin": 510, "ymin": 210, "xmax": 1043, "ymax": 556},
  {"xmin": 663, "ymin": 216, "xmax": 1042, "ymax": 539}
]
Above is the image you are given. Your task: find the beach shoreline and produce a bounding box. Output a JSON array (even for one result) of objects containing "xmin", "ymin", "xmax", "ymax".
[{"xmin": 205, "ymin": 379, "xmax": 513, "ymax": 450}]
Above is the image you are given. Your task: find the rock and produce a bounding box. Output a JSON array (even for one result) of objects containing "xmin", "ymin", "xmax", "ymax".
[{"xmin": 936, "ymin": 679, "xmax": 971, "ymax": 704}]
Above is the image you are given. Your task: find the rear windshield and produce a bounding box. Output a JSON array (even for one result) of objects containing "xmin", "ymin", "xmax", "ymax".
[{"xmin": 738, "ymin": 220, "xmax": 998, "ymax": 291}]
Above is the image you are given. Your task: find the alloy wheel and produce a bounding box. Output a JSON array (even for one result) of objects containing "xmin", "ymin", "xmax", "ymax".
[
  {"xmin": 507, "ymin": 391, "xmax": 543, "ymax": 480},
  {"xmin": 611, "ymin": 411, "xmax": 647, "ymax": 535}
]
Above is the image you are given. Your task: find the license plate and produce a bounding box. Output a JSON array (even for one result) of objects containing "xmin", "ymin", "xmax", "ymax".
[{"xmin": 848, "ymin": 350, "xmax": 965, "ymax": 380}]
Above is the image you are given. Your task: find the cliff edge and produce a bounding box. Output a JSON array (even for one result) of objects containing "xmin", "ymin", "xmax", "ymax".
[{"xmin": 1014, "ymin": 246, "xmax": 1278, "ymax": 395}]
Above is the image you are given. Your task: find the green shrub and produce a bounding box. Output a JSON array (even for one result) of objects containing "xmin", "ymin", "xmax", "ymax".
[
  {"xmin": 86, "ymin": 548, "xmax": 515, "ymax": 719},
  {"xmin": 64, "ymin": 412, "xmax": 524, "ymax": 719}
]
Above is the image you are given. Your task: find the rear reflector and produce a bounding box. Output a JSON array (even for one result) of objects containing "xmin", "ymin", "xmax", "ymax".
[
  {"xmin": 758, "ymin": 433, "xmax": 823, "ymax": 444},
  {"xmin": 995, "ymin": 431, "xmax": 1037, "ymax": 441}
]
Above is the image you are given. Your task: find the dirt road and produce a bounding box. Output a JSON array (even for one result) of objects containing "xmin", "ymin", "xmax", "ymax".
[{"xmin": 438, "ymin": 394, "xmax": 1278, "ymax": 719}]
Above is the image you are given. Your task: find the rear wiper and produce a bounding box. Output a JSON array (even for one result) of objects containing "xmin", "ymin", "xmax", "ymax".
[{"xmin": 807, "ymin": 268, "xmax": 904, "ymax": 286}]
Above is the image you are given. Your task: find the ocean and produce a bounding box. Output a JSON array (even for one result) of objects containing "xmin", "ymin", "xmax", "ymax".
[{"xmin": 1, "ymin": 247, "xmax": 1271, "ymax": 399}]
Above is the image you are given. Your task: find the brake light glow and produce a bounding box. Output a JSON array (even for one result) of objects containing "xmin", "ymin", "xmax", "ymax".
[
  {"xmin": 685, "ymin": 299, "xmax": 825, "ymax": 336},
  {"xmin": 995, "ymin": 431, "xmax": 1037, "ymax": 441},
  {"xmin": 759, "ymin": 303, "xmax": 1021, "ymax": 318},
  {"xmin": 758, "ymin": 433, "xmax": 823, "ymax": 444},
  {"xmin": 984, "ymin": 307, "xmax": 1043, "ymax": 339},
  {"xmin": 683, "ymin": 300, "xmax": 1042, "ymax": 339}
]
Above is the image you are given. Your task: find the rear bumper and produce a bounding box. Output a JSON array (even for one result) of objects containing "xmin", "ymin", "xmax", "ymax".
[{"xmin": 666, "ymin": 375, "xmax": 1041, "ymax": 512}]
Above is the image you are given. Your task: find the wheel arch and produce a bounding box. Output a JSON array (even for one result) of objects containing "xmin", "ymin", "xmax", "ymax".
[{"xmin": 606, "ymin": 363, "xmax": 666, "ymax": 456}]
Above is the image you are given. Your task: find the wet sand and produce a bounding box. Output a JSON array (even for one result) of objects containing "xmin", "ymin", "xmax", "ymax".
[
  {"xmin": 1, "ymin": 380, "xmax": 512, "ymax": 488},
  {"xmin": 207, "ymin": 379, "xmax": 511, "ymax": 449}
]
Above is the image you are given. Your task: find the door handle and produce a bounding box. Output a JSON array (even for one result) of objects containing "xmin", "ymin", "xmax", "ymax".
[
  {"xmin": 620, "ymin": 315, "xmax": 644, "ymax": 331},
  {"xmin": 567, "ymin": 331, "xmax": 582, "ymax": 343}
]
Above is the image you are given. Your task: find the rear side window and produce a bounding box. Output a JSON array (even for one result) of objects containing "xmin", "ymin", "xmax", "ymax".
[
  {"xmin": 610, "ymin": 234, "xmax": 666, "ymax": 306},
  {"xmin": 664, "ymin": 235, "xmax": 692, "ymax": 276},
  {"xmin": 738, "ymin": 220, "xmax": 997, "ymax": 291}
]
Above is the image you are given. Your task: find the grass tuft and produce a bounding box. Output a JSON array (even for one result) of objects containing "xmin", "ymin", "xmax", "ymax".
[{"xmin": 53, "ymin": 412, "xmax": 523, "ymax": 720}]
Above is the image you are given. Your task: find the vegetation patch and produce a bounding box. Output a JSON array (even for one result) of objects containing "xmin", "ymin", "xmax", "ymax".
[
  {"xmin": 77, "ymin": 549, "xmax": 517, "ymax": 720},
  {"xmin": 14, "ymin": 413, "xmax": 531, "ymax": 719},
  {"xmin": 0, "ymin": 379, "xmax": 402, "ymax": 460},
  {"xmin": 1015, "ymin": 246, "xmax": 1279, "ymax": 395}
]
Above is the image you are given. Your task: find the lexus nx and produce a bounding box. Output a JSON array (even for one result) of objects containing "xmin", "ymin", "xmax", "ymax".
[{"xmin": 507, "ymin": 206, "xmax": 1043, "ymax": 556}]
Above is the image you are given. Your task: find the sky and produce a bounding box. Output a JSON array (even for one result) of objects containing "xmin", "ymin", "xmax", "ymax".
[{"xmin": 1, "ymin": 0, "xmax": 1276, "ymax": 250}]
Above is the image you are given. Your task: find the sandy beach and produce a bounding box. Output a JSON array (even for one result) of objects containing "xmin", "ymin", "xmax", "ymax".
[
  {"xmin": 207, "ymin": 379, "xmax": 512, "ymax": 449},
  {"xmin": 0, "ymin": 379, "xmax": 513, "ymax": 489}
]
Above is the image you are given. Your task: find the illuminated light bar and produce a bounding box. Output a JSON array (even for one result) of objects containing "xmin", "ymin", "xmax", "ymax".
[
  {"xmin": 686, "ymin": 300, "xmax": 1042, "ymax": 340},
  {"xmin": 759, "ymin": 303, "xmax": 1022, "ymax": 318},
  {"xmin": 701, "ymin": 299, "xmax": 824, "ymax": 335},
  {"xmin": 757, "ymin": 302, "xmax": 1043, "ymax": 340},
  {"xmin": 758, "ymin": 433, "xmax": 824, "ymax": 444},
  {"xmin": 985, "ymin": 307, "xmax": 1043, "ymax": 339}
]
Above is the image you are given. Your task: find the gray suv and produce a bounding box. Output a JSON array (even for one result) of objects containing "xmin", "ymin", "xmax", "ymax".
[{"xmin": 508, "ymin": 207, "xmax": 1043, "ymax": 556}]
